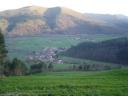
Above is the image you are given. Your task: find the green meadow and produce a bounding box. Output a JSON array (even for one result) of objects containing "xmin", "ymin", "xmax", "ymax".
[
  {"xmin": 0, "ymin": 68, "xmax": 128, "ymax": 96},
  {"xmin": 1, "ymin": 35, "xmax": 127, "ymax": 96},
  {"xmin": 5, "ymin": 34, "xmax": 118, "ymax": 60}
]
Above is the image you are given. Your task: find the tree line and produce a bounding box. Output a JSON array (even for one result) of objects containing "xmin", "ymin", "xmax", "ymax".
[
  {"xmin": 30, "ymin": 62, "xmax": 54, "ymax": 74},
  {"xmin": 72, "ymin": 63, "xmax": 121, "ymax": 71}
]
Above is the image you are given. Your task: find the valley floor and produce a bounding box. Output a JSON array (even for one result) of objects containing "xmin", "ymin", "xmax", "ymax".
[{"xmin": 0, "ymin": 68, "xmax": 128, "ymax": 96}]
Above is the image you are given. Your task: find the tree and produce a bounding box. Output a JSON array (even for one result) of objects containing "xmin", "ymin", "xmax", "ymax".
[
  {"xmin": 78, "ymin": 65, "xmax": 83, "ymax": 71},
  {"xmin": 48, "ymin": 63, "xmax": 54, "ymax": 71},
  {"xmin": 3, "ymin": 59, "xmax": 12, "ymax": 76},
  {"xmin": 11, "ymin": 58, "xmax": 28, "ymax": 75},
  {"xmin": 73, "ymin": 64, "xmax": 76, "ymax": 71},
  {"xmin": 83, "ymin": 64, "xmax": 90, "ymax": 71},
  {"xmin": 30, "ymin": 62, "xmax": 47, "ymax": 73},
  {"xmin": 0, "ymin": 29, "xmax": 8, "ymax": 76},
  {"xmin": 39, "ymin": 62, "xmax": 47, "ymax": 72}
]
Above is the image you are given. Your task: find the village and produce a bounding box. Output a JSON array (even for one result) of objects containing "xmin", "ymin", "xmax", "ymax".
[{"xmin": 27, "ymin": 47, "xmax": 66, "ymax": 64}]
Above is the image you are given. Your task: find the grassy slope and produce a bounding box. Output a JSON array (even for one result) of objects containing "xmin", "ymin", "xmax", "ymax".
[
  {"xmin": 5, "ymin": 35, "xmax": 118, "ymax": 60},
  {"xmin": 0, "ymin": 68, "xmax": 128, "ymax": 96},
  {"xmin": 56, "ymin": 56, "xmax": 121, "ymax": 70},
  {"xmin": 60, "ymin": 56, "xmax": 117, "ymax": 65}
]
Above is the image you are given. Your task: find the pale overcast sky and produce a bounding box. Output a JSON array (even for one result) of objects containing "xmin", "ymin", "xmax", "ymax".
[{"xmin": 0, "ymin": 0, "xmax": 128, "ymax": 16}]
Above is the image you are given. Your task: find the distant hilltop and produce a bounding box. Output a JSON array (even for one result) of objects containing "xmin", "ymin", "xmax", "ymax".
[{"xmin": 0, "ymin": 6, "xmax": 128, "ymax": 37}]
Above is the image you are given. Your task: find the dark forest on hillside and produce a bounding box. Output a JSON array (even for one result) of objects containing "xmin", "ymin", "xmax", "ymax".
[{"xmin": 64, "ymin": 37, "xmax": 128, "ymax": 65}]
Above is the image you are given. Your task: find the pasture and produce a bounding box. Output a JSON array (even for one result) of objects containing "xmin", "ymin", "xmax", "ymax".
[
  {"xmin": 5, "ymin": 34, "xmax": 118, "ymax": 60},
  {"xmin": 0, "ymin": 68, "xmax": 128, "ymax": 96}
]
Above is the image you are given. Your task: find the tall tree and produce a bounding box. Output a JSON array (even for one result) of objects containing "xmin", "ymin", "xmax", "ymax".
[
  {"xmin": 11, "ymin": 58, "xmax": 28, "ymax": 75},
  {"xmin": 48, "ymin": 63, "xmax": 54, "ymax": 71},
  {"xmin": 30, "ymin": 62, "xmax": 47, "ymax": 73},
  {"xmin": 0, "ymin": 29, "xmax": 7, "ymax": 76},
  {"xmin": 3, "ymin": 59, "xmax": 12, "ymax": 76}
]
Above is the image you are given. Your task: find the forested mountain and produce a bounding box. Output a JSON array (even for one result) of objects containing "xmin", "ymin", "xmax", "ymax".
[
  {"xmin": 0, "ymin": 6, "xmax": 128, "ymax": 37},
  {"xmin": 64, "ymin": 37, "xmax": 128, "ymax": 65}
]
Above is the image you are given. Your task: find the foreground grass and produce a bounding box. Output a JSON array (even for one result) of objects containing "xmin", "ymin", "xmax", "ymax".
[{"xmin": 0, "ymin": 68, "xmax": 128, "ymax": 96}]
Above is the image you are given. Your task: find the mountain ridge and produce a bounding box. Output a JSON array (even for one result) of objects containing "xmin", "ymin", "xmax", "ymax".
[{"xmin": 0, "ymin": 6, "xmax": 128, "ymax": 37}]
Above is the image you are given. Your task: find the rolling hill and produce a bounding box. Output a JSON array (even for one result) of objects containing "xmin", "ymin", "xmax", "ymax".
[
  {"xmin": 64, "ymin": 37, "xmax": 128, "ymax": 65},
  {"xmin": 0, "ymin": 6, "xmax": 128, "ymax": 37}
]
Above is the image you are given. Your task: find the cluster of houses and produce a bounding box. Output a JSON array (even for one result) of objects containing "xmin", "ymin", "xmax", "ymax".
[{"xmin": 27, "ymin": 47, "xmax": 66, "ymax": 64}]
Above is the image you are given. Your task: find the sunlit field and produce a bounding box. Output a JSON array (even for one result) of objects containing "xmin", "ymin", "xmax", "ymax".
[{"xmin": 0, "ymin": 68, "xmax": 128, "ymax": 96}]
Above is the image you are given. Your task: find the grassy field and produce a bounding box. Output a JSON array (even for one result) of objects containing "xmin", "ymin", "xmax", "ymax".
[
  {"xmin": 0, "ymin": 68, "xmax": 128, "ymax": 96},
  {"xmin": 5, "ymin": 34, "xmax": 118, "ymax": 60},
  {"xmin": 6, "ymin": 34, "xmax": 117, "ymax": 50}
]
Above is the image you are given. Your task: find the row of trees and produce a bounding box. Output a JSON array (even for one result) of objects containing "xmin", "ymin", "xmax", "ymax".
[
  {"xmin": 72, "ymin": 63, "xmax": 122, "ymax": 71},
  {"xmin": 73, "ymin": 64, "xmax": 115, "ymax": 71},
  {"xmin": 4, "ymin": 58, "xmax": 28, "ymax": 76},
  {"xmin": 30, "ymin": 62, "xmax": 54, "ymax": 73},
  {"xmin": 4, "ymin": 59, "xmax": 54, "ymax": 76}
]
